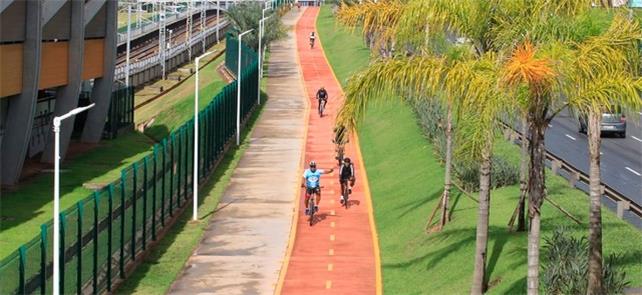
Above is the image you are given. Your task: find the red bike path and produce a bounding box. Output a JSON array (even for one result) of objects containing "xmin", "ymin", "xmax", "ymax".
[{"xmin": 276, "ymin": 7, "xmax": 382, "ymax": 295}]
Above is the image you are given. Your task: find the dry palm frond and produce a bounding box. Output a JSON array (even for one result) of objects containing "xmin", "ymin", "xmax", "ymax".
[{"xmin": 502, "ymin": 41, "xmax": 557, "ymax": 96}]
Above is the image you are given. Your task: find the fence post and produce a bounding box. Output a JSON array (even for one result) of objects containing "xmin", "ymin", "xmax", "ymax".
[
  {"xmin": 40, "ymin": 224, "xmax": 47, "ymax": 295},
  {"xmin": 92, "ymin": 192, "xmax": 100, "ymax": 294},
  {"xmin": 142, "ymin": 157, "xmax": 148, "ymax": 250},
  {"xmin": 169, "ymin": 134, "xmax": 175, "ymax": 216},
  {"xmin": 152, "ymin": 146, "xmax": 158, "ymax": 241},
  {"xmin": 19, "ymin": 246, "xmax": 26, "ymax": 294},
  {"xmin": 131, "ymin": 162, "xmax": 137, "ymax": 261},
  {"xmin": 551, "ymin": 159, "xmax": 561, "ymax": 176},
  {"xmin": 60, "ymin": 213, "xmax": 66, "ymax": 292},
  {"xmin": 107, "ymin": 184, "xmax": 114, "ymax": 291},
  {"xmin": 617, "ymin": 200, "xmax": 631, "ymax": 219},
  {"xmin": 184, "ymin": 124, "xmax": 190, "ymax": 200},
  {"xmin": 76, "ymin": 202, "xmax": 83, "ymax": 295},
  {"xmin": 177, "ymin": 130, "xmax": 182, "ymax": 208},
  {"xmin": 119, "ymin": 171, "xmax": 126, "ymax": 278},
  {"xmin": 161, "ymin": 139, "xmax": 166, "ymax": 227}
]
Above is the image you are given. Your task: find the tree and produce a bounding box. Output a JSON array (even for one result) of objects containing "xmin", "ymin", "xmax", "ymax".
[
  {"xmin": 225, "ymin": 2, "xmax": 286, "ymax": 50},
  {"xmin": 338, "ymin": 0, "xmax": 641, "ymax": 293},
  {"xmin": 559, "ymin": 17, "xmax": 642, "ymax": 293}
]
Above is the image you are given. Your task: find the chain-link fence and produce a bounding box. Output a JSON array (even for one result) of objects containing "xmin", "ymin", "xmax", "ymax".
[{"xmin": 0, "ymin": 33, "xmax": 259, "ymax": 295}]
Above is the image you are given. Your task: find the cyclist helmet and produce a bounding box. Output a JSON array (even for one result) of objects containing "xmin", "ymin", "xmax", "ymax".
[
  {"xmin": 309, "ymin": 161, "xmax": 317, "ymax": 168},
  {"xmin": 344, "ymin": 157, "xmax": 351, "ymax": 164}
]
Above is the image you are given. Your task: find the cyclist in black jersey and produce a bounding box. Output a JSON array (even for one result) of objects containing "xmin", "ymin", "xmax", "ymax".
[
  {"xmin": 316, "ymin": 86, "xmax": 328, "ymax": 117},
  {"xmin": 339, "ymin": 157, "xmax": 356, "ymax": 204}
]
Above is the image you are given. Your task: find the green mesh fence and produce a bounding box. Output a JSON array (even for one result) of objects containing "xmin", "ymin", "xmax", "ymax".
[{"xmin": 0, "ymin": 33, "xmax": 259, "ymax": 294}]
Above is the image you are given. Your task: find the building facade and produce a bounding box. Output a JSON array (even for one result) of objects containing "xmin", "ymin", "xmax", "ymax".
[{"xmin": 0, "ymin": 0, "xmax": 118, "ymax": 186}]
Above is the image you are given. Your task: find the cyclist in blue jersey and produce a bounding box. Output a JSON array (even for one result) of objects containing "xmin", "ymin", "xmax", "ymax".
[{"xmin": 301, "ymin": 161, "xmax": 334, "ymax": 215}]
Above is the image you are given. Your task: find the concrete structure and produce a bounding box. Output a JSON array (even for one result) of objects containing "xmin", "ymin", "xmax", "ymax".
[{"xmin": 1, "ymin": 0, "xmax": 118, "ymax": 186}]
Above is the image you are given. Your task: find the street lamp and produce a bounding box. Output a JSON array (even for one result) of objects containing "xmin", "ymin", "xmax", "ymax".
[
  {"xmin": 258, "ymin": 15, "xmax": 272, "ymax": 105},
  {"xmin": 52, "ymin": 103, "xmax": 95, "ymax": 295},
  {"xmin": 237, "ymin": 29, "xmax": 254, "ymax": 146},
  {"xmin": 125, "ymin": 4, "xmax": 146, "ymax": 87},
  {"xmin": 193, "ymin": 50, "xmax": 215, "ymax": 221},
  {"xmin": 260, "ymin": 7, "xmax": 272, "ymax": 79}
]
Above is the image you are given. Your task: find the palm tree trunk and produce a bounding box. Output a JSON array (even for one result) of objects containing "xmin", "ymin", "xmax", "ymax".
[
  {"xmin": 439, "ymin": 104, "xmax": 453, "ymax": 229},
  {"xmin": 517, "ymin": 114, "xmax": 529, "ymax": 231},
  {"xmin": 527, "ymin": 116, "xmax": 547, "ymax": 295},
  {"xmin": 471, "ymin": 146, "xmax": 492, "ymax": 295},
  {"xmin": 587, "ymin": 110, "xmax": 603, "ymax": 295}
]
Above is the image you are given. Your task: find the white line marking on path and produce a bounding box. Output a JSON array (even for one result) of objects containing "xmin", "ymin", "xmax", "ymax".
[
  {"xmin": 565, "ymin": 134, "xmax": 577, "ymax": 141},
  {"xmin": 625, "ymin": 167, "xmax": 641, "ymax": 176},
  {"xmin": 548, "ymin": 124, "xmax": 553, "ymax": 128},
  {"xmin": 632, "ymin": 136, "xmax": 642, "ymax": 143}
]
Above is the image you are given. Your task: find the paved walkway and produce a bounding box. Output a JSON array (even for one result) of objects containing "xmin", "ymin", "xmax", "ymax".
[
  {"xmin": 277, "ymin": 8, "xmax": 381, "ymax": 295},
  {"xmin": 168, "ymin": 9, "xmax": 307, "ymax": 295}
]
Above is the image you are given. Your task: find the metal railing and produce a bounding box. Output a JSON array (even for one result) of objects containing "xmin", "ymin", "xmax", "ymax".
[{"xmin": 500, "ymin": 122, "xmax": 642, "ymax": 223}]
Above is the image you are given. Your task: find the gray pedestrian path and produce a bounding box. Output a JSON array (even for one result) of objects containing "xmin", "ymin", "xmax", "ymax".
[{"xmin": 168, "ymin": 9, "xmax": 306, "ymax": 295}]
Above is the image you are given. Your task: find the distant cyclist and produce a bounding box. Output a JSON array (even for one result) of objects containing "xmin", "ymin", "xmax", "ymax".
[
  {"xmin": 316, "ymin": 86, "xmax": 328, "ymax": 117},
  {"xmin": 309, "ymin": 31, "xmax": 316, "ymax": 48},
  {"xmin": 301, "ymin": 161, "xmax": 334, "ymax": 215},
  {"xmin": 339, "ymin": 157, "xmax": 356, "ymax": 204}
]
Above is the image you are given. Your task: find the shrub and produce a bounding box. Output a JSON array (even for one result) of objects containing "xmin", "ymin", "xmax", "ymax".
[
  {"xmin": 411, "ymin": 99, "xmax": 520, "ymax": 192},
  {"xmin": 542, "ymin": 227, "xmax": 630, "ymax": 295}
]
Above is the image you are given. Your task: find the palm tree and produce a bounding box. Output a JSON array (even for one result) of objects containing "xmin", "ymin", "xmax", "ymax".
[
  {"xmin": 339, "ymin": 0, "xmax": 641, "ymax": 293},
  {"xmin": 336, "ymin": 0, "xmax": 404, "ymax": 57},
  {"xmin": 452, "ymin": 53, "xmax": 507, "ymax": 295},
  {"xmin": 559, "ymin": 16, "xmax": 642, "ymax": 293},
  {"xmin": 336, "ymin": 0, "xmax": 462, "ymax": 230}
]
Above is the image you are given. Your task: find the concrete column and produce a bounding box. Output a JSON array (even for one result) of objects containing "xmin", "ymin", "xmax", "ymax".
[
  {"xmin": 81, "ymin": 0, "xmax": 117, "ymax": 143},
  {"xmin": 42, "ymin": 0, "xmax": 85, "ymax": 164},
  {"xmin": 1, "ymin": 0, "xmax": 43, "ymax": 186}
]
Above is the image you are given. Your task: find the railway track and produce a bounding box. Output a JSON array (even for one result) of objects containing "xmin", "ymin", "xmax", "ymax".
[{"xmin": 115, "ymin": 13, "xmax": 224, "ymax": 66}]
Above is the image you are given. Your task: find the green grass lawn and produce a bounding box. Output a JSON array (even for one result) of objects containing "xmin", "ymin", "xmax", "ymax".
[
  {"xmin": 317, "ymin": 5, "xmax": 642, "ymax": 294},
  {"xmin": 138, "ymin": 52, "xmax": 228, "ymax": 141},
  {"xmin": 0, "ymin": 132, "xmax": 154, "ymax": 259}
]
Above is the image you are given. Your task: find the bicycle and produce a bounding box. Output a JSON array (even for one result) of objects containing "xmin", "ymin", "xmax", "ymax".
[
  {"xmin": 318, "ymin": 99, "xmax": 326, "ymax": 117},
  {"xmin": 341, "ymin": 181, "xmax": 351, "ymax": 209},
  {"xmin": 310, "ymin": 38, "xmax": 315, "ymax": 49},
  {"xmin": 305, "ymin": 186, "xmax": 322, "ymax": 226}
]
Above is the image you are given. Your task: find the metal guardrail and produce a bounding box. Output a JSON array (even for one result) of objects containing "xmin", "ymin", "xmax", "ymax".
[
  {"xmin": 500, "ymin": 122, "xmax": 642, "ymax": 222},
  {"xmin": 114, "ymin": 20, "xmax": 229, "ymax": 80}
]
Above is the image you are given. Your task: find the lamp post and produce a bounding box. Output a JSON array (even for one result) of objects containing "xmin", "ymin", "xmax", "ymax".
[
  {"xmin": 52, "ymin": 104, "xmax": 95, "ymax": 295},
  {"xmin": 193, "ymin": 51, "xmax": 215, "ymax": 221},
  {"xmin": 260, "ymin": 7, "xmax": 272, "ymax": 79},
  {"xmin": 237, "ymin": 29, "xmax": 254, "ymax": 146},
  {"xmin": 126, "ymin": 4, "xmax": 132, "ymax": 86},
  {"xmin": 258, "ymin": 15, "xmax": 272, "ymax": 105}
]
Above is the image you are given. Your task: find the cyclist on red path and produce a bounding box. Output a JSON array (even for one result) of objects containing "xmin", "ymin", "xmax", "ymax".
[
  {"xmin": 339, "ymin": 157, "xmax": 356, "ymax": 204},
  {"xmin": 301, "ymin": 161, "xmax": 334, "ymax": 215},
  {"xmin": 316, "ymin": 86, "xmax": 328, "ymax": 116}
]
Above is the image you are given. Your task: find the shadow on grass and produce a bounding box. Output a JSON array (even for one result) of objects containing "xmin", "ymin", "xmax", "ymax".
[
  {"xmin": 116, "ymin": 92, "xmax": 268, "ymax": 294},
  {"xmin": 0, "ymin": 129, "xmax": 163, "ymax": 257}
]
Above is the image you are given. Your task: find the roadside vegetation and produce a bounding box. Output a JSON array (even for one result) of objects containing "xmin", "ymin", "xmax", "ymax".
[{"xmin": 317, "ymin": 4, "xmax": 642, "ymax": 294}]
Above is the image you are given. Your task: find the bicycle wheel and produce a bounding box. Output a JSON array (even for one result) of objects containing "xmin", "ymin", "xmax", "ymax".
[
  {"xmin": 308, "ymin": 196, "xmax": 315, "ymax": 226},
  {"xmin": 343, "ymin": 184, "xmax": 349, "ymax": 209}
]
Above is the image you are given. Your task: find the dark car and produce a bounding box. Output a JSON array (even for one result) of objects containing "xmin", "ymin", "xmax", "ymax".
[{"xmin": 578, "ymin": 112, "xmax": 626, "ymax": 138}]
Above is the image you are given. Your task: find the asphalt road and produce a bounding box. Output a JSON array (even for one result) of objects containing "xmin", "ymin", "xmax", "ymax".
[{"xmin": 544, "ymin": 111, "xmax": 642, "ymax": 208}]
